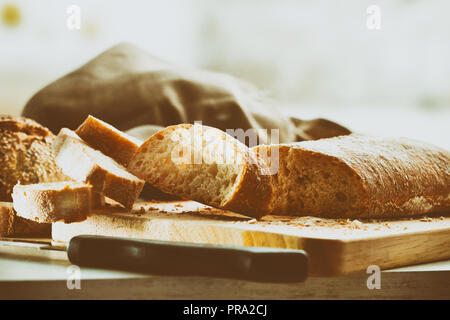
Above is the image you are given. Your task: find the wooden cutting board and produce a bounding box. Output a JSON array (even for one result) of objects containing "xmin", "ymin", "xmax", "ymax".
[{"xmin": 52, "ymin": 200, "xmax": 450, "ymax": 277}]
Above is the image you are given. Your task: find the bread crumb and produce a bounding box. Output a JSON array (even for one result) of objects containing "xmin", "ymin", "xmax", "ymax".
[{"xmin": 349, "ymin": 219, "xmax": 363, "ymax": 229}]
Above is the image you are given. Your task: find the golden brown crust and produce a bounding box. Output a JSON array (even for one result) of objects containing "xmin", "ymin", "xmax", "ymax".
[
  {"xmin": 11, "ymin": 215, "xmax": 51, "ymax": 236},
  {"xmin": 54, "ymin": 128, "xmax": 145, "ymax": 209},
  {"xmin": 0, "ymin": 116, "xmax": 69, "ymax": 203},
  {"xmin": 86, "ymin": 166, "xmax": 143, "ymax": 209},
  {"xmin": 0, "ymin": 202, "xmax": 50, "ymax": 236},
  {"xmin": 295, "ymin": 135, "xmax": 449, "ymax": 217},
  {"xmin": 257, "ymin": 134, "xmax": 450, "ymax": 218},
  {"xmin": 75, "ymin": 115, "xmax": 142, "ymax": 167},
  {"xmin": 0, "ymin": 115, "xmax": 53, "ymax": 137},
  {"xmin": 129, "ymin": 124, "xmax": 273, "ymax": 218},
  {"xmin": 223, "ymin": 154, "xmax": 273, "ymax": 218},
  {"xmin": 74, "ymin": 116, "xmax": 169, "ymax": 202},
  {"xmin": 0, "ymin": 202, "xmax": 15, "ymax": 236}
]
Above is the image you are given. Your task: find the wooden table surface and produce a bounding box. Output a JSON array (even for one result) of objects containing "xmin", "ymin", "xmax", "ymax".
[{"xmin": 0, "ymin": 253, "xmax": 449, "ymax": 299}]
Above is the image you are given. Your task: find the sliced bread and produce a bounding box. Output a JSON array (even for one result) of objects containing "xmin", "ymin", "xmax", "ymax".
[
  {"xmin": 75, "ymin": 115, "xmax": 143, "ymax": 167},
  {"xmin": 253, "ymin": 134, "xmax": 450, "ymax": 218},
  {"xmin": 128, "ymin": 123, "xmax": 273, "ymax": 218},
  {"xmin": 75, "ymin": 116, "xmax": 178, "ymax": 201},
  {"xmin": 0, "ymin": 115, "xmax": 69, "ymax": 202},
  {"xmin": 53, "ymin": 128, "xmax": 145, "ymax": 208},
  {"xmin": 0, "ymin": 202, "xmax": 51, "ymax": 236},
  {"xmin": 12, "ymin": 182, "xmax": 104, "ymax": 223}
]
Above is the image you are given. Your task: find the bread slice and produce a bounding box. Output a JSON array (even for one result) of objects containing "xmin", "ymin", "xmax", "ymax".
[
  {"xmin": 75, "ymin": 115, "xmax": 143, "ymax": 167},
  {"xmin": 53, "ymin": 128, "xmax": 145, "ymax": 208},
  {"xmin": 12, "ymin": 182, "xmax": 104, "ymax": 223},
  {"xmin": 0, "ymin": 202, "xmax": 51, "ymax": 236},
  {"xmin": 128, "ymin": 123, "xmax": 273, "ymax": 218},
  {"xmin": 75, "ymin": 116, "xmax": 180, "ymax": 201},
  {"xmin": 253, "ymin": 134, "xmax": 450, "ymax": 218}
]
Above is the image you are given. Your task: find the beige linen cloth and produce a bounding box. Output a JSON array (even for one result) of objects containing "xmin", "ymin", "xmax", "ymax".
[{"xmin": 22, "ymin": 43, "xmax": 350, "ymax": 145}]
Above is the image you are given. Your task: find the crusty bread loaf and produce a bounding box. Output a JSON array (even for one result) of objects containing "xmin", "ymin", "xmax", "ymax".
[
  {"xmin": 0, "ymin": 115, "xmax": 69, "ymax": 202},
  {"xmin": 53, "ymin": 128, "xmax": 145, "ymax": 208},
  {"xmin": 12, "ymin": 182, "xmax": 104, "ymax": 223},
  {"xmin": 0, "ymin": 202, "xmax": 50, "ymax": 236},
  {"xmin": 253, "ymin": 134, "xmax": 450, "ymax": 218},
  {"xmin": 75, "ymin": 115, "xmax": 143, "ymax": 167},
  {"xmin": 128, "ymin": 123, "xmax": 273, "ymax": 218}
]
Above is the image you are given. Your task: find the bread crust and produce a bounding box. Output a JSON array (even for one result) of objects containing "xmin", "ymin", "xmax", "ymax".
[
  {"xmin": 0, "ymin": 115, "xmax": 53, "ymax": 137},
  {"xmin": 128, "ymin": 124, "xmax": 273, "ymax": 218},
  {"xmin": 53, "ymin": 128, "xmax": 144, "ymax": 208},
  {"xmin": 254, "ymin": 134, "xmax": 450, "ymax": 218},
  {"xmin": 222, "ymin": 153, "xmax": 273, "ymax": 218},
  {"xmin": 0, "ymin": 115, "xmax": 69, "ymax": 203},
  {"xmin": 0, "ymin": 202, "xmax": 15, "ymax": 236},
  {"xmin": 12, "ymin": 183, "xmax": 104, "ymax": 223},
  {"xmin": 0, "ymin": 202, "xmax": 50, "ymax": 236},
  {"xmin": 75, "ymin": 115, "xmax": 142, "ymax": 167}
]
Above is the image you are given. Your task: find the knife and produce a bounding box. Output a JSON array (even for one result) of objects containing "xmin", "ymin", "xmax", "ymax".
[{"xmin": 0, "ymin": 235, "xmax": 308, "ymax": 282}]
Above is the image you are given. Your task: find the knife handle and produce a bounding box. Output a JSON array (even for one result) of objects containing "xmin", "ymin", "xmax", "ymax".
[{"xmin": 67, "ymin": 235, "xmax": 308, "ymax": 282}]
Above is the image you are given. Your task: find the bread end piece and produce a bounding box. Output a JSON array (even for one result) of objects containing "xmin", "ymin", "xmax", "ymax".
[
  {"xmin": 12, "ymin": 182, "xmax": 104, "ymax": 223},
  {"xmin": 0, "ymin": 201, "xmax": 50, "ymax": 236}
]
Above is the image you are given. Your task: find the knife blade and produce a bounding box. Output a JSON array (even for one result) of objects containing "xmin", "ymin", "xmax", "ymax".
[{"xmin": 0, "ymin": 235, "xmax": 309, "ymax": 282}]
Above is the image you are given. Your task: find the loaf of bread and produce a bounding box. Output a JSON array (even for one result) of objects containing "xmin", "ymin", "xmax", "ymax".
[
  {"xmin": 0, "ymin": 115, "xmax": 70, "ymax": 236},
  {"xmin": 53, "ymin": 128, "xmax": 145, "ymax": 208},
  {"xmin": 75, "ymin": 115, "xmax": 143, "ymax": 167},
  {"xmin": 0, "ymin": 202, "xmax": 50, "ymax": 236},
  {"xmin": 253, "ymin": 134, "xmax": 450, "ymax": 218},
  {"xmin": 0, "ymin": 115, "xmax": 69, "ymax": 202},
  {"xmin": 128, "ymin": 123, "xmax": 273, "ymax": 218},
  {"xmin": 12, "ymin": 182, "xmax": 104, "ymax": 223}
]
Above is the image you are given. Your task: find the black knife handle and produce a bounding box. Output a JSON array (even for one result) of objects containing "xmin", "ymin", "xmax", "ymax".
[{"xmin": 67, "ymin": 235, "xmax": 308, "ymax": 282}]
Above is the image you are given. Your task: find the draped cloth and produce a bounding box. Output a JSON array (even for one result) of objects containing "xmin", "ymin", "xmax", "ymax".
[{"xmin": 22, "ymin": 43, "xmax": 350, "ymax": 145}]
